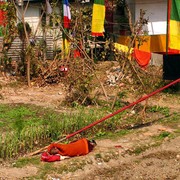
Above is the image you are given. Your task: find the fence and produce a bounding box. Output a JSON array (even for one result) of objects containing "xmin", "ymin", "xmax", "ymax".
[{"xmin": 0, "ymin": 36, "xmax": 54, "ymax": 61}]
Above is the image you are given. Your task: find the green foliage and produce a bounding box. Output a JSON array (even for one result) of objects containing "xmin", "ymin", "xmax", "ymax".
[
  {"xmin": 148, "ymin": 106, "xmax": 170, "ymax": 117},
  {"xmin": 132, "ymin": 145, "xmax": 149, "ymax": 155},
  {"xmin": 63, "ymin": 57, "xmax": 94, "ymax": 106},
  {"xmin": 96, "ymin": 130, "xmax": 106, "ymax": 137},
  {"xmin": 159, "ymin": 112, "xmax": 180, "ymax": 126},
  {"xmin": 153, "ymin": 131, "xmax": 171, "ymax": 140},
  {"xmin": 0, "ymin": 2, "xmax": 17, "ymax": 73},
  {"xmin": 13, "ymin": 156, "xmax": 40, "ymax": 168},
  {"xmin": 1, "ymin": 2, "xmax": 17, "ymax": 44},
  {"xmin": 0, "ymin": 102, "xmax": 178, "ymax": 159},
  {"xmin": 0, "ymin": 103, "xmax": 131, "ymax": 159},
  {"xmin": 17, "ymin": 22, "xmax": 32, "ymax": 41}
]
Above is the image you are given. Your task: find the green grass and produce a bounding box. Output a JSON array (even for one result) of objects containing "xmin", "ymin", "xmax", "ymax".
[
  {"xmin": 0, "ymin": 103, "xmax": 179, "ymax": 160},
  {"xmin": 147, "ymin": 105, "xmax": 170, "ymax": 117},
  {"xmin": 95, "ymin": 129, "xmax": 132, "ymax": 140},
  {"xmin": 1, "ymin": 102, "xmax": 178, "ymax": 178},
  {"xmin": 13, "ymin": 156, "xmax": 40, "ymax": 168},
  {"xmin": 152, "ymin": 131, "xmax": 171, "ymax": 141},
  {"xmin": 158, "ymin": 112, "xmax": 180, "ymax": 129},
  {"xmin": 0, "ymin": 104, "xmax": 130, "ymax": 159}
]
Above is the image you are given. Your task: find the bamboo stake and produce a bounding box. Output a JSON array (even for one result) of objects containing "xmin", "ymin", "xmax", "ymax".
[{"xmin": 26, "ymin": 136, "xmax": 67, "ymax": 157}]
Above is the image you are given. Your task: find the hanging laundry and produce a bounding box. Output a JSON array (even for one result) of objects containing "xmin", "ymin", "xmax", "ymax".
[{"xmin": 133, "ymin": 48, "xmax": 151, "ymax": 68}]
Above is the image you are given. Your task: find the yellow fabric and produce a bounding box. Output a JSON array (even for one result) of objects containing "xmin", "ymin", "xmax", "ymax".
[
  {"xmin": 62, "ymin": 38, "xmax": 70, "ymax": 57},
  {"xmin": 169, "ymin": 20, "xmax": 180, "ymax": 50},
  {"xmin": 91, "ymin": 4, "xmax": 105, "ymax": 34},
  {"xmin": 136, "ymin": 35, "xmax": 167, "ymax": 53},
  {"xmin": 150, "ymin": 35, "xmax": 166, "ymax": 52},
  {"xmin": 117, "ymin": 35, "xmax": 167, "ymax": 53},
  {"xmin": 114, "ymin": 43, "xmax": 133, "ymax": 54}
]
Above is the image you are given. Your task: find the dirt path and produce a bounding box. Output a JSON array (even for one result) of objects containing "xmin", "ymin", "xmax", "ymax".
[
  {"xmin": 0, "ymin": 78, "xmax": 66, "ymax": 109},
  {"xmin": 48, "ymin": 124, "xmax": 180, "ymax": 180}
]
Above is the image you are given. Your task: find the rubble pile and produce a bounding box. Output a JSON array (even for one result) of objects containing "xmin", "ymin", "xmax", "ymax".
[{"xmin": 105, "ymin": 66, "xmax": 132, "ymax": 87}]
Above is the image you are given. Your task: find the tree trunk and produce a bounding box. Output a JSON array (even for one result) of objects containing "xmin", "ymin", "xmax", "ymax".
[{"xmin": 27, "ymin": 55, "xmax": 31, "ymax": 87}]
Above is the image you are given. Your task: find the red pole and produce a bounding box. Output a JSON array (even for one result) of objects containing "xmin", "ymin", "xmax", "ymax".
[{"xmin": 66, "ymin": 78, "xmax": 180, "ymax": 139}]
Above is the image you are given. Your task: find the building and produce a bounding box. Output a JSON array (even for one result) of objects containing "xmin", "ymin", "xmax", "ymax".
[{"xmin": 116, "ymin": 0, "xmax": 180, "ymax": 79}]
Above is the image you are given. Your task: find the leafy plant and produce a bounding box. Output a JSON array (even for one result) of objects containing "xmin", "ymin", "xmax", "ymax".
[
  {"xmin": 153, "ymin": 131, "xmax": 171, "ymax": 141},
  {"xmin": 0, "ymin": 2, "xmax": 17, "ymax": 74},
  {"xmin": 148, "ymin": 106, "xmax": 170, "ymax": 117}
]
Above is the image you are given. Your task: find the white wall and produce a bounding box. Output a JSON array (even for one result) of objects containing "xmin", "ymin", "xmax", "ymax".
[
  {"xmin": 134, "ymin": 0, "xmax": 168, "ymax": 35},
  {"xmin": 17, "ymin": 4, "xmax": 42, "ymax": 35},
  {"xmin": 24, "ymin": 6, "xmax": 40, "ymax": 34}
]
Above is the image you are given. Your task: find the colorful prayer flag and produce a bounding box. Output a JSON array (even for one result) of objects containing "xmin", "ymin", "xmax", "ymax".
[
  {"xmin": 168, "ymin": 0, "xmax": 180, "ymax": 53},
  {"xmin": 62, "ymin": 0, "xmax": 71, "ymax": 57},
  {"xmin": 63, "ymin": 0, "xmax": 71, "ymax": 29},
  {"xmin": 63, "ymin": 37, "xmax": 70, "ymax": 55},
  {"xmin": 91, "ymin": 0, "xmax": 105, "ymax": 36}
]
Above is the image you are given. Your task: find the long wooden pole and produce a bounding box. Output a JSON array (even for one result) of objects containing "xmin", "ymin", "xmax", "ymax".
[{"xmin": 166, "ymin": 0, "xmax": 170, "ymax": 55}]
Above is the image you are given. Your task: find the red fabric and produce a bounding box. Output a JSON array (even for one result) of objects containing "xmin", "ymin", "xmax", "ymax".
[
  {"xmin": 47, "ymin": 138, "xmax": 89, "ymax": 157},
  {"xmin": 0, "ymin": 10, "xmax": 6, "ymax": 26},
  {"xmin": 41, "ymin": 152, "xmax": 60, "ymax": 162},
  {"xmin": 167, "ymin": 48, "xmax": 180, "ymax": 54},
  {"xmin": 91, "ymin": 32, "xmax": 104, "ymax": 37},
  {"xmin": 133, "ymin": 49, "xmax": 151, "ymax": 68},
  {"xmin": 157, "ymin": 48, "xmax": 180, "ymax": 55},
  {"xmin": 73, "ymin": 49, "xmax": 81, "ymax": 58},
  {"xmin": 63, "ymin": 16, "xmax": 70, "ymax": 28},
  {"xmin": 0, "ymin": 2, "xmax": 6, "ymax": 26}
]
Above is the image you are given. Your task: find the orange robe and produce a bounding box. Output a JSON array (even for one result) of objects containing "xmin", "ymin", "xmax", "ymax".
[{"xmin": 47, "ymin": 138, "xmax": 89, "ymax": 157}]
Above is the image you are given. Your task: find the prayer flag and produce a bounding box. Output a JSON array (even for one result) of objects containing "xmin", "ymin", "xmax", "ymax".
[
  {"xmin": 62, "ymin": 0, "xmax": 71, "ymax": 57},
  {"xmin": 63, "ymin": 37, "xmax": 70, "ymax": 55},
  {"xmin": 63, "ymin": 0, "xmax": 71, "ymax": 29},
  {"xmin": 168, "ymin": 0, "xmax": 180, "ymax": 53},
  {"xmin": 91, "ymin": 0, "xmax": 105, "ymax": 36}
]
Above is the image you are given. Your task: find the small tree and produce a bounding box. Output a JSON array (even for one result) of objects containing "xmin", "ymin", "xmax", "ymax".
[{"xmin": 17, "ymin": 21, "xmax": 31, "ymax": 76}]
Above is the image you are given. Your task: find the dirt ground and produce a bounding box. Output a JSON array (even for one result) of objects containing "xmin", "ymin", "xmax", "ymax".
[
  {"xmin": 0, "ymin": 61, "xmax": 180, "ymax": 180},
  {"xmin": 0, "ymin": 124, "xmax": 179, "ymax": 180}
]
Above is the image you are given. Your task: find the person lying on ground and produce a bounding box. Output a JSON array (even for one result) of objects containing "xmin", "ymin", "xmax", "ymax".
[{"xmin": 41, "ymin": 138, "xmax": 97, "ymax": 162}]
